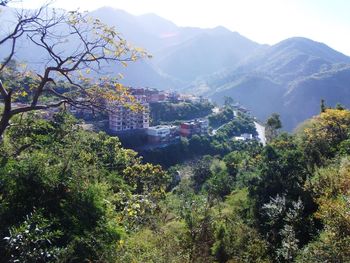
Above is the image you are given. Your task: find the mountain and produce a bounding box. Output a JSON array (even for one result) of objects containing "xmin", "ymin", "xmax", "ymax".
[
  {"xmin": 156, "ymin": 28, "xmax": 261, "ymax": 81},
  {"xmin": 90, "ymin": 7, "xmax": 261, "ymax": 83},
  {"xmin": 199, "ymin": 37, "xmax": 350, "ymax": 130},
  {"xmin": 2, "ymin": 5, "xmax": 350, "ymax": 130},
  {"xmin": 1, "ymin": 6, "xmax": 261, "ymax": 89},
  {"xmin": 282, "ymin": 65, "xmax": 350, "ymax": 128},
  {"xmin": 235, "ymin": 37, "xmax": 350, "ymax": 81}
]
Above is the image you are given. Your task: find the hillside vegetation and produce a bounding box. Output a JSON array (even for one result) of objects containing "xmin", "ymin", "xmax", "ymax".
[
  {"xmin": 1, "ymin": 108, "xmax": 350, "ymax": 262},
  {"xmin": 2, "ymin": 3, "xmax": 350, "ymax": 262},
  {"xmin": 200, "ymin": 37, "xmax": 350, "ymax": 130}
]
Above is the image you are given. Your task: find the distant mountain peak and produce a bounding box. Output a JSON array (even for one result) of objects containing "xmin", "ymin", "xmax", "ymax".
[
  {"xmin": 137, "ymin": 12, "xmax": 178, "ymax": 27},
  {"xmin": 93, "ymin": 6, "xmax": 129, "ymax": 15},
  {"xmin": 211, "ymin": 25, "xmax": 232, "ymax": 34},
  {"xmin": 274, "ymin": 37, "xmax": 350, "ymax": 60}
]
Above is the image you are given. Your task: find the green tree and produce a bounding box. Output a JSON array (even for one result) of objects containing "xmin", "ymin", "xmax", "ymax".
[
  {"xmin": 297, "ymin": 157, "xmax": 350, "ymax": 262},
  {"xmin": 204, "ymin": 159, "xmax": 235, "ymax": 201},
  {"xmin": 320, "ymin": 99, "xmax": 326, "ymax": 113},
  {"xmin": 211, "ymin": 190, "xmax": 271, "ymax": 263},
  {"xmin": 191, "ymin": 156, "xmax": 213, "ymax": 192},
  {"xmin": 265, "ymin": 113, "xmax": 282, "ymax": 143},
  {"xmin": 0, "ymin": 112, "xmax": 168, "ymax": 261},
  {"xmin": 297, "ymin": 108, "xmax": 350, "ymax": 167},
  {"xmin": 4, "ymin": 211, "xmax": 63, "ymax": 263},
  {"xmin": 176, "ymin": 181, "xmax": 214, "ymax": 263},
  {"xmin": 335, "ymin": 102, "xmax": 345, "ymax": 110},
  {"xmin": 249, "ymin": 144, "xmax": 317, "ymax": 258}
]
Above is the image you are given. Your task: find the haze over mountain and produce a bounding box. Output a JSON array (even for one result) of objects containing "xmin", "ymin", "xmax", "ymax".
[
  {"xmin": 2, "ymin": 6, "xmax": 350, "ymax": 130},
  {"xmin": 197, "ymin": 37, "xmax": 350, "ymax": 130},
  {"xmin": 89, "ymin": 7, "xmax": 262, "ymax": 84}
]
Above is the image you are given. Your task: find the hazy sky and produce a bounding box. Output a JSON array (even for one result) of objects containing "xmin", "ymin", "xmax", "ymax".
[{"xmin": 10, "ymin": 0, "xmax": 350, "ymax": 55}]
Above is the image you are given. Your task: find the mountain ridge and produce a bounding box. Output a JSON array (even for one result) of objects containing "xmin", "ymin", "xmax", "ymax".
[
  {"xmin": 201, "ymin": 37, "xmax": 350, "ymax": 130},
  {"xmin": 2, "ymin": 6, "xmax": 350, "ymax": 130}
]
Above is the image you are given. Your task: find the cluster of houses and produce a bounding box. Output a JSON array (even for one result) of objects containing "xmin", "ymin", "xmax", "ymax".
[
  {"xmin": 13, "ymin": 87, "xmax": 257, "ymax": 147},
  {"xmin": 67, "ymin": 86, "xmax": 256, "ymax": 147},
  {"xmin": 146, "ymin": 118, "xmax": 209, "ymax": 144},
  {"xmin": 107, "ymin": 87, "xmax": 209, "ymax": 146}
]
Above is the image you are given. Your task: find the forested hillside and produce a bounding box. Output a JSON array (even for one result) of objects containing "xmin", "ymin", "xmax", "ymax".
[
  {"xmin": 2, "ymin": 107, "xmax": 350, "ymax": 262},
  {"xmin": 200, "ymin": 37, "xmax": 350, "ymax": 130}
]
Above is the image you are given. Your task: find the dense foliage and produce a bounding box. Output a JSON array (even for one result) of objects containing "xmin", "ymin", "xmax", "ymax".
[
  {"xmin": 150, "ymin": 101, "xmax": 213, "ymax": 125},
  {"xmin": 0, "ymin": 112, "xmax": 169, "ymax": 262},
  {"xmin": 208, "ymin": 106, "xmax": 235, "ymax": 128},
  {"xmin": 141, "ymin": 111, "xmax": 258, "ymax": 167},
  {"xmin": 127, "ymin": 108, "xmax": 350, "ymax": 262},
  {"xmin": 1, "ymin": 107, "xmax": 350, "ymax": 262}
]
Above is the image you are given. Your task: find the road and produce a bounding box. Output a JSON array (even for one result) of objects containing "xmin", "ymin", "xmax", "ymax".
[
  {"xmin": 254, "ymin": 122, "xmax": 266, "ymax": 146},
  {"xmin": 211, "ymin": 123, "xmax": 227, "ymax": 136}
]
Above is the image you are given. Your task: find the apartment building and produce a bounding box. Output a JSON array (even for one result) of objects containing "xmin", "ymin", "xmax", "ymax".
[
  {"xmin": 109, "ymin": 90, "xmax": 150, "ymax": 133},
  {"xmin": 179, "ymin": 118, "xmax": 209, "ymax": 137}
]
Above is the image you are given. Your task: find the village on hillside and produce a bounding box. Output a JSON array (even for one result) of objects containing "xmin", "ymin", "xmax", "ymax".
[{"xmin": 69, "ymin": 86, "xmax": 263, "ymax": 149}]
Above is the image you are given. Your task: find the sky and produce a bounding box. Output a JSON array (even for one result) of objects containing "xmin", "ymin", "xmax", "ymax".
[{"xmin": 9, "ymin": 0, "xmax": 350, "ymax": 56}]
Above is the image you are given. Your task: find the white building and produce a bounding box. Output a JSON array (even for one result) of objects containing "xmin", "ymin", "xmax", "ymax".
[
  {"xmin": 147, "ymin": 125, "xmax": 178, "ymax": 143},
  {"xmin": 241, "ymin": 133, "xmax": 253, "ymax": 140},
  {"xmin": 234, "ymin": 133, "xmax": 253, "ymax": 141}
]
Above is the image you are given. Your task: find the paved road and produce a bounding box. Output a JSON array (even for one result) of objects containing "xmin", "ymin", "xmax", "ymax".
[{"xmin": 254, "ymin": 122, "xmax": 266, "ymax": 146}]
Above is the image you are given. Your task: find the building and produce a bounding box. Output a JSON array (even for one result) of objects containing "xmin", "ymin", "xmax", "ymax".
[
  {"xmin": 178, "ymin": 94, "xmax": 201, "ymax": 103},
  {"xmin": 241, "ymin": 133, "xmax": 253, "ymax": 140},
  {"xmin": 109, "ymin": 90, "xmax": 149, "ymax": 133},
  {"xmin": 234, "ymin": 133, "xmax": 253, "ymax": 141},
  {"xmin": 232, "ymin": 103, "xmax": 251, "ymax": 114},
  {"xmin": 197, "ymin": 118, "xmax": 209, "ymax": 134},
  {"xmin": 108, "ymin": 86, "xmax": 210, "ymax": 134},
  {"xmin": 180, "ymin": 118, "xmax": 209, "ymax": 137},
  {"xmin": 167, "ymin": 91, "xmax": 180, "ymax": 102},
  {"xmin": 147, "ymin": 125, "xmax": 179, "ymax": 144},
  {"xmin": 109, "ymin": 87, "xmax": 172, "ymax": 132},
  {"xmin": 130, "ymin": 87, "xmax": 167, "ymax": 103}
]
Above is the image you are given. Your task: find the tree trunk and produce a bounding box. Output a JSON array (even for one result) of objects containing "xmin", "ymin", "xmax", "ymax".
[
  {"xmin": 0, "ymin": 112, "xmax": 10, "ymax": 139},
  {"xmin": 0, "ymin": 87, "xmax": 12, "ymax": 140}
]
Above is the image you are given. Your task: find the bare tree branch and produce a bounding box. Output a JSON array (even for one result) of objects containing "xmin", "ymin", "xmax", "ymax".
[{"xmin": 0, "ymin": 3, "xmax": 148, "ymax": 138}]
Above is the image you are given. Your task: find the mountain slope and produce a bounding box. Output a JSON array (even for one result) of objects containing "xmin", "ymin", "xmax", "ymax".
[
  {"xmin": 157, "ymin": 28, "xmax": 261, "ymax": 81},
  {"xmin": 203, "ymin": 37, "xmax": 350, "ymax": 130},
  {"xmin": 3, "ymin": 5, "xmax": 350, "ymax": 130},
  {"xmin": 91, "ymin": 7, "xmax": 262, "ymax": 83},
  {"xmin": 1, "ymin": 6, "xmax": 262, "ymax": 90},
  {"xmin": 282, "ymin": 65, "xmax": 350, "ymax": 129},
  {"xmin": 235, "ymin": 37, "xmax": 350, "ymax": 81}
]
